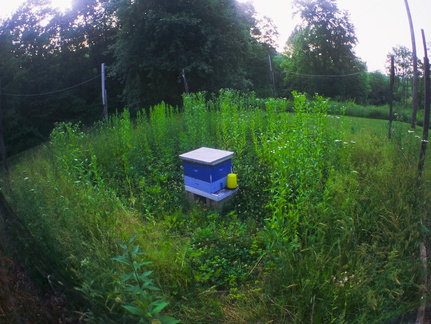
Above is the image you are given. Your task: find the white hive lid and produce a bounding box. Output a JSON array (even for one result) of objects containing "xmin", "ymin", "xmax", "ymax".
[{"xmin": 179, "ymin": 147, "xmax": 234, "ymax": 165}]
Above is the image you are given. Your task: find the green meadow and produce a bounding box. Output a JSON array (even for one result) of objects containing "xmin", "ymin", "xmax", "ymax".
[{"xmin": 5, "ymin": 90, "xmax": 431, "ymax": 323}]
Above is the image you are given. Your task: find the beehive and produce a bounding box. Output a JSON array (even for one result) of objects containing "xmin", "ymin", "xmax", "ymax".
[{"xmin": 179, "ymin": 147, "xmax": 238, "ymax": 205}]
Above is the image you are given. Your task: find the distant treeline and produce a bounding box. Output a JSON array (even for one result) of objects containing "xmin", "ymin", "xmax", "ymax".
[{"xmin": 0, "ymin": 0, "xmax": 422, "ymax": 154}]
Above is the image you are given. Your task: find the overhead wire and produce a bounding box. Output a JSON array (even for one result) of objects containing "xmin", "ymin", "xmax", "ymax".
[
  {"xmin": 2, "ymin": 74, "xmax": 101, "ymax": 97},
  {"xmin": 285, "ymin": 71, "xmax": 362, "ymax": 78}
]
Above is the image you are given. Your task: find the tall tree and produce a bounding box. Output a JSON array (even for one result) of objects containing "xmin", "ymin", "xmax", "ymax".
[
  {"xmin": 109, "ymin": 0, "xmax": 268, "ymax": 108},
  {"xmin": 0, "ymin": 0, "xmax": 120, "ymax": 154},
  {"xmin": 282, "ymin": 0, "xmax": 367, "ymax": 101},
  {"xmin": 367, "ymin": 71, "xmax": 389, "ymax": 106},
  {"xmin": 387, "ymin": 46, "xmax": 423, "ymax": 106}
]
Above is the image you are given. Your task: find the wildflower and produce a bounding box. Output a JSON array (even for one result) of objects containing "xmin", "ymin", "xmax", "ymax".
[
  {"xmin": 408, "ymin": 130, "xmax": 414, "ymax": 133},
  {"xmin": 334, "ymin": 139, "xmax": 341, "ymax": 143},
  {"xmin": 422, "ymin": 140, "xmax": 429, "ymax": 143}
]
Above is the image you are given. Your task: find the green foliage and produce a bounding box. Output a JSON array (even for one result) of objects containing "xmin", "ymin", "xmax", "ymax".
[
  {"xmin": 109, "ymin": 0, "xmax": 277, "ymax": 107},
  {"xmin": 386, "ymin": 45, "xmax": 425, "ymax": 106},
  {"xmin": 181, "ymin": 92, "xmax": 212, "ymax": 150},
  {"xmin": 187, "ymin": 212, "xmax": 260, "ymax": 289},
  {"xmin": 367, "ymin": 71, "xmax": 389, "ymax": 106},
  {"xmin": 6, "ymin": 91, "xmax": 431, "ymax": 323},
  {"xmin": 111, "ymin": 234, "xmax": 180, "ymax": 324},
  {"xmin": 0, "ymin": 0, "xmax": 119, "ymax": 155},
  {"xmin": 282, "ymin": 0, "xmax": 368, "ymax": 101}
]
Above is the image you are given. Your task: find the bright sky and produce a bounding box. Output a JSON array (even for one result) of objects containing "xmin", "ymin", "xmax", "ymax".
[
  {"xmin": 240, "ymin": 0, "xmax": 431, "ymax": 72},
  {"xmin": 1, "ymin": 0, "xmax": 430, "ymax": 73},
  {"xmin": 0, "ymin": 0, "xmax": 72, "ymax": 18}
]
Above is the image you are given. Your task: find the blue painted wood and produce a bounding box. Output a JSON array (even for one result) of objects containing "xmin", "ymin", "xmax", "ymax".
[
  {"xmin": 182, "ymin": 159, "xmax": 232, "ymax": 183},
  {"xmin": 183, "ymin": 175, "xmax": 227, "ymax": 193}
]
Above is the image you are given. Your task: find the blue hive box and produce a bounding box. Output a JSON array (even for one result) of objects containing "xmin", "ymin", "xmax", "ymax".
[{"xmin": 179, "ymin": 147, "xmax": 234, "ymax": 195}]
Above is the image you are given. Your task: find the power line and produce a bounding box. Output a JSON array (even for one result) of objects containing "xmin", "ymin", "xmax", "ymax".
[
  {"xmin": 285, "ymin": 71, "xmax": 362, "ymax": 78},
  {"xmin": 2, "ymin": 74, "xmax": 101, "ymax": 98}
]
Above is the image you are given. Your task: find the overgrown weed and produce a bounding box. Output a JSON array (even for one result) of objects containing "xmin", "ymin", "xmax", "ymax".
[{"xmin": 5, "ymin": 90, "xmax": 431, "ymax": 323}]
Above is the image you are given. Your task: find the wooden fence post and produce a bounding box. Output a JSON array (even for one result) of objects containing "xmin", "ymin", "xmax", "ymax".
[
  {"xmin": 404, "ymin": 0, "xmax": 419, "ymax": 128},
  {"xmin": 388, "ymin": 56, "xmax": 395, "ymax": 139},
  {"xmin": 417, "ymin": 30, "xmax": 430, "ymax": 179}
]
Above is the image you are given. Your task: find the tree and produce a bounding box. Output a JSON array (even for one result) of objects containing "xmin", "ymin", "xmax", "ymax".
[
  {"xmin": 282, "ymin": 0, "xmax": 367, "ymax": 102},
  {"xmin": 109, "ymin": 0, "xmax": 271, "ymax": 108},
  {"xmin": 387, "ymin": 46, "xmax": 424, "ymax": 106},
  {"xmin": 0, "ymin": 0, "xmax": 120, "ymax": 154},
  {"xmin": 251, "ymin": 15, "xmax": 279, "ymax": 50},
  {"xmin": 367, "ymin": 71, "xmax": 389, "ymax": 106}
]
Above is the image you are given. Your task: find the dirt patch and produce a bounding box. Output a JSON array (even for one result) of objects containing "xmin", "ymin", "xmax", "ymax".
[
  {"xmin": 0, "ymin": 240, "xmax": 83, "ymax": 323},
  {"xmin": 0, "ymin": 189, "xmax": 87, "ymax": 323}
]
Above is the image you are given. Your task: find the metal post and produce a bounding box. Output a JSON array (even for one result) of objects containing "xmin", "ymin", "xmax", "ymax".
[
  {"xmin": 268, "ymin": 55, "xmax": 276, "ymax": 97},
  {"xmin": 182, "ymin": 69, "xmax": 189, "ymax": 94},
  {"xmin": 388, "ymin": 56, "xmax": 395, "ymax": 139},
  {"xmin": 101, "ymin": 63, "xmax": 108, "ymax": 118}
]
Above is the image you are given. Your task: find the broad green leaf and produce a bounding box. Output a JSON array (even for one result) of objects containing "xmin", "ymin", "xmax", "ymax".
[
  {"xmin": 151, "ymin": 301, "xmax": 168, "ymax": 314},
  {"xmin": 121, "ymin": 273, "xmax": 133, "ymax": 282},
  {"xmin": 112, "ymin": 256, "xmax": 131, "ymax": 265},
  {"xmin": 157, "ymin": 316, "xmax": 181, "ymax": 324},
  {"xmin": 122, "ymin": 305, "xmax": 146, "ymax": 316}
]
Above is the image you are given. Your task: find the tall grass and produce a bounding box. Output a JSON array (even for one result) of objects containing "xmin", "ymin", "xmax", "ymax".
[{"xmin": 5, "ymin": 90, "xmax": 431, "ymax": 323}]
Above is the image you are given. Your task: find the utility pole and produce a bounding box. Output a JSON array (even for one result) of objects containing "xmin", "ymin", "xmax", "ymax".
[{"xmin": 101, "ymin": 63, "xmax": 108, "ymax": 119}]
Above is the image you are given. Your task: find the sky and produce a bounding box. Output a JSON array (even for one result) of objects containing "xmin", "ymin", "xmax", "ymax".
[
  {"xmin": 239, "ymin": 0, "xmax": 431, "ymax": 72},
  {"xmin": 0, "ymin": 0, "xmax": 72, "ymax": 18},
  {"xmin": 1, "ymin": 0, "xmax": 430, "ymax": 73}
]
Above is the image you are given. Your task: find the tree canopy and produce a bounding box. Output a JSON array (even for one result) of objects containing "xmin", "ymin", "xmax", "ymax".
[
  {"xmin": 109, "ymin": 0, "xmax": 277, "ymax": 108},
  {"xmin": 0, "ymin": 0, "xmax": 425, "ymax": 154},
  {"xmin": 0, "ymin": 0, "xmax": 279, "ymax": 153},
  {"xmin": 282, "ymin": 0, "xmax": 367, "ymax": 101}
]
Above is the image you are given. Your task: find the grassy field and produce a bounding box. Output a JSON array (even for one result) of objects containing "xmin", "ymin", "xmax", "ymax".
[{"xmin": 4, "ymin": 90, "xmax": 431, "ymax": 323}]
